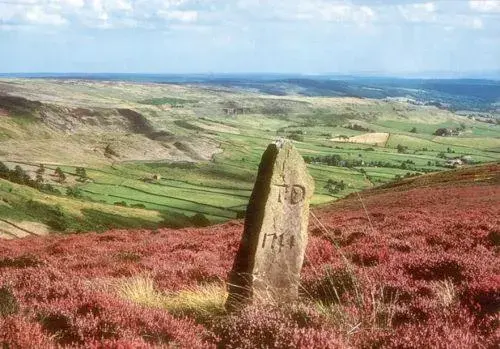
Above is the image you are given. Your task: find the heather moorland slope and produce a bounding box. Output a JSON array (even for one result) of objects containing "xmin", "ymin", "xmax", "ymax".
[{"xmin": 0, "ymin": 164, "xmax": 498, "ymax": 348}]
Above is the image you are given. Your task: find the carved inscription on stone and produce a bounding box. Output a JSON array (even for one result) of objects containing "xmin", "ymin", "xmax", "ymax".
[
  {"xmin": 226, "ymin": 140, "xmax": 314, "ymax": 311},
  {"xmin": 277, "ymin": 184, "xmax": 306, "ymax": 205},
  {"xmin": 261, "ymin": 231, "xmax": 295, "ymax": 252}
]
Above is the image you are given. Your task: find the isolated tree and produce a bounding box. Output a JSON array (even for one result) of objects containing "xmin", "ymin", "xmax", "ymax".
[
  {"xmin": 410, "ymin": 127, "xmax": 417, "ymax": 133},
  {"xmin": 36, "ymin": 164, "xmax": 45, "ymax": 176},
  {"xmin": 324, "ymin": 179, "xmax": 346, "ymax": 195},
  {"xmin": 54, "ymin": 167, "xmax": 66, "ymax": 183},
  {"xmin": 35, "ymin": 172, "xmax": 44, "ymax": 184},
  {"xmin": 35, "ymin": 164, "xmax": 45, "ymax": 184},
  {"xmin": 396, "ymin": 144, "xmax": 407, "ymax": 153},
  {"xmin": 12, "ymin": 165, "xmax": 30, "ymax": 184},
  {"xmin": 75, "ymin": 167, "xmax": 87, "ymax": 180},
  {"xmin": 66, "ymin": 186, "xmax": 82, "ymax": 198},
  {"xmin": 434, "ymin": 128, "xmax": 450, "ymax": 136},
  {"xmin": 0, "ymin": 162, "xmax": 9, "ymax": 178}
]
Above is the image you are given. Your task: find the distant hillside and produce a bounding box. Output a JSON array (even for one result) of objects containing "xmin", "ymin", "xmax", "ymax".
[
  {"xmin": 199, "ymin": 77, "xmax": 500, "ymax": 112},
  {"xmin": 0, "ymin": 91, "xmax": 220, "ymax": 165},
  {"xmin": 1, "ymin": 74, "xmax": 498, "ymax": 111}
]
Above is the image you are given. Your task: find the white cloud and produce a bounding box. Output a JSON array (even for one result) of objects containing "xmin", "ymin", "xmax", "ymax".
[
  {"xmin": 316, "ymin": 3, "xmax": 376, "ymax": 23},
  {"xmin": 262, "ymin": 0, "xmax": 377, "ymax": 25},
  {"xmin": 0, "ymin": 0, "xmax": 137, "ymax": 28},
  {"xmin": 398, "ymin": 2, "xmax": 436, "ymax": 23},
  {"xmin": 25, "ymin": 6, "xmax": 67, "ymax": 25},
  {"xmin": 469, "ymin": 0, "xmax": 500, "ymax": 13},
  {"xmin": 417, "ymin": 2, "xmax": 436, "ymax": 12},
  {"xmin": 158, "ymin": 10, "xmax": 198, "ymax": 22},
  {"xmin": 59, "ymin": 0, "xmax": 85, "ymax": 8},
  {"xmin": 0, "ymin": 2, "xmax": 68, "ymax": 26},
  {"xmin": 0, "ymin": 0, "xmax": 498, "ymax": 33}
]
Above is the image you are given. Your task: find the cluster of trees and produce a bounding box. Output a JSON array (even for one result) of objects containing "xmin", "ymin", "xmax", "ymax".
[
  {"xmin": 346, "ymin": 124, "xmax": 364, "ymax": 132},
  {"xmin": 304, "ymin": 154, "xmax": 351, "ymax": 168},
  {"xmin": 324, "ymin": 179, "xmax": 346, "ymax": 195},
  {"xmin": 363, "ymin": 159, "xmax": 417, "ymax": 170},
  {"xmin": 285, "ymin": 129, "xmax": 305, "ymax": 141},
  {"xmin": 275, "ymin": 129, "xmax": 306, "ymax": 142},
  {"xmin": 75, "ymin": 167, "xmax": 88, "ymax": 181},
  {"xmin": 399, "ymin": 160, "xmax": 416, "ymax": 170},
  {"xmin": 345, "ymin": 124, "xmax": 373, "ymax": 132},
  {"xmin": 0, "ymin": 163, "xmax": 90, "ymax": 197},
  {"xmin": 0, "ymin": 162, "xmax": 60, "ymax": 194},
  {"xmin": 39, "ymin": 165, "xmax": 68, "ymax": 183},
  {"xmin": 304, "ymin": 154, "xmax": 346, "ymax": 166},
  {"xmin": 433, "ymin": 124, "xmax": 465, "ymax": 137},
  {"xmin": 304, "ymin": 154, "xmax": 419, "ymax": 171},
  {"xmin": 397, "ymin": 144, "xmax": 409, "ymax": 153},
  {"xmin": 66, "ymin": 186, "xmax": 83, "ymax": 198}
]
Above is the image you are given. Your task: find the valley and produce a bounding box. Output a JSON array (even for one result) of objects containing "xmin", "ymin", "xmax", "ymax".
[{"xmin": 0, "ymin": 77, "xmax": 499, "ymax": 237}]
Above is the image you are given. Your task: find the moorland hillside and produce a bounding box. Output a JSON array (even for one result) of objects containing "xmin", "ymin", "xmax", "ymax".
[{"xmin": 0, "ymin": 163, "xmax": 498, "ymax": 348}]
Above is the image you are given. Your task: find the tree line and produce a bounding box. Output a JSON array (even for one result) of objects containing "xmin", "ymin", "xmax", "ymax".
[{"xmin": 0, "ymin": 162, "xmax": 88, "ymax": 195}]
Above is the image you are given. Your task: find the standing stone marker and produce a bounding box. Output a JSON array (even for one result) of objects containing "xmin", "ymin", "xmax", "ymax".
[{"xmin": 226, "ymin": 139, "xmax": 314, "ymax": 311}]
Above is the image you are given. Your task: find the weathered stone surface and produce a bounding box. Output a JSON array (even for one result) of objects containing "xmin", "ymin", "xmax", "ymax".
[{"xmin": 226, "ymin": 140, "xmax": 314, "ymax": 310}]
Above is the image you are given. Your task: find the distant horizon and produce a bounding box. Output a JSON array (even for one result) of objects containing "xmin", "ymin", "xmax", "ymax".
[{"xmin": 1, "ymin": 71, "xmax": 500, "ymax": 81}]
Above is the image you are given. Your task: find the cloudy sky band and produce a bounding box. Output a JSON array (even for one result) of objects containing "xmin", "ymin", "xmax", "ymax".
[{"xmin": 0, "ymin": 0, "xmax": 499, "ymax": 74}]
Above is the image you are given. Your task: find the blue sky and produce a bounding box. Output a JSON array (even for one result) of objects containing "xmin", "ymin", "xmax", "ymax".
[{"xmin": 0, "ymin": 0, "xmax": 499, "ymax": 75}]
